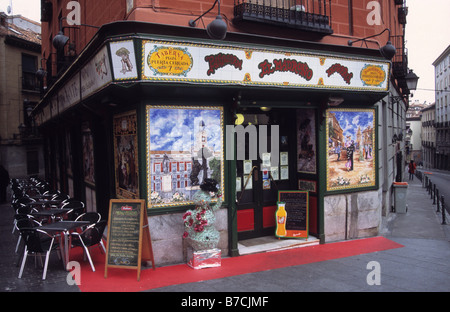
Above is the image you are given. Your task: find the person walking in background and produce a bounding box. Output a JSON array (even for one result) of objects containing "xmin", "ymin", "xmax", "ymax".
[
  {"xmin": 0, "ymin": 165, "xmax": 10, "ymax": 203},
  {"xmin": 408, "ymin": 160, "xmax": 416, "ymax": 180}
]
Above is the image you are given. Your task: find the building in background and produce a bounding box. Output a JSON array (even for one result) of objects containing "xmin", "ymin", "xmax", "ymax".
[
  {"xmin": 33, "ymin": 0, "xmax": 415, "ymax": 266},
  {"xmin": 421, "ymin": 103, "xmax": 436, "ymax": 169},
  {"xmin": 405, "ymin": 101, "xmax": 427, "ymax": 164},
  {"xmin": 433, "ymin": 45, "xmax": 450, "ymax": 171},
  {"xmin": 0, "ymin": 12, "xmax": 44, "ymax": 178}
]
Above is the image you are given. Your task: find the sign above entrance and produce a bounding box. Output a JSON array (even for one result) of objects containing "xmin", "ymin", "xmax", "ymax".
[
  {"xmin": 147, "ymin": 46, "xmax": 193, "ymax": 76},
  {"xmin": 142, "ymin": 40, "xmax": 390, "ymax": 92}
]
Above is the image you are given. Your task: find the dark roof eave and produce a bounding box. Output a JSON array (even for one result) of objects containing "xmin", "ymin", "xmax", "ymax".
[{"xmin": 5, "ymin": 35, "xmax": 41, "ymax": 52}]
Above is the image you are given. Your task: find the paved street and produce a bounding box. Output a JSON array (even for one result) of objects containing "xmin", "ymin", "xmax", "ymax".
[
  {"xmin": 420, "ymin": 168, "xmax": 450, "ymax": 216},
  {"xmin": 1, "ymin": 175, "xmax": 449, "ymax": 295}
]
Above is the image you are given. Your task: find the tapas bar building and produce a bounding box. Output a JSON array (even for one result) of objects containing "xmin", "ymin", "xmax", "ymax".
[{"xmin": 34, "ymin": 0, "xmax": 411, "ymax": 266}]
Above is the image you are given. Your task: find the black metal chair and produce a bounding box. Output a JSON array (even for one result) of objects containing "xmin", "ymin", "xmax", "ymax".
[
  {"xmin": 12, "ymin": 206, "xmax": 39, "ymax": 233},
  {"xmin": 60, "ymin": 200, "xmax": 86, "ymax": 220},
  {"xmin": 14, "ymin": 214, "xmax": 42, "ymax": 253},
  {"xmin": 51, "ymin": 193, "xmax": 70, "ymax": 201},
  {"xmin": 13, "ymin": 196, "xmax": 41, "ymax": 214},
  {"xmin": 75, "ymin": 212, "xmax": 101, "ymax": 224},
  {"xmin": 42, "ymin": 190, "xmax": 60, "ymax": 197},
  {"xmin": 60, "ymin": 200, "xmax": 85, "ymax": 209},
  {"xmin": 18, "ymin": 228, "xmax": 60, "ymax": 280},
  {"xmin": 16, "ymin": 206, "xmax": 38, "ymax": 215},
  {"xmin": 70, "ymin": 220, "xmax": 107, "ymax": 272},
  {"xmin": 61, "ymin": 198, "xmax": 85, "ymax": 206},
  {"xmin": 13, "ymin": 196, "xmax": 36, "ymax": 208},
  {"xmin": 11, "ymin": 185, "xmax": 24, "ymax": 201}
]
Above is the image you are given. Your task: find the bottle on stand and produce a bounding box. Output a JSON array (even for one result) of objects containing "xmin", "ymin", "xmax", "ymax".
[{"xmin": 276, "ymin": 202, "xmax": 287, "ymax": 237}]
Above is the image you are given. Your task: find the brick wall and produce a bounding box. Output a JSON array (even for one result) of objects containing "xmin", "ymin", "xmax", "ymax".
[{"xmin": 41, "ymin": 0, "xmax": 405, "ymax": 82}]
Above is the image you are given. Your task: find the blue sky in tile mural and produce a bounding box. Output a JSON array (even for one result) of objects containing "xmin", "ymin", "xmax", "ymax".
[
  {"xmin": 331, "ymin": 110, "xmax": 373, "ymax": 141},
  {"xmin": 149, "ymin": 108, "xmax": 222, "ymax": 152}
]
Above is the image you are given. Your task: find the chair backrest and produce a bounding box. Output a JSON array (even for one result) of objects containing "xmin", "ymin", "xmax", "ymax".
[
  {"xmin": 24, "ymin": 187, "xmax": 40, "ymax": 197},
  {"xmin": 60, "ymin": 200, "xmax": 85, "ymax": 209},
  {"xmin": 43, "ymin": 190, "xmax": 59, "ymax": 196},
  {"xmin": 20, "ymin": 228, "xmax": 53, "ymax": 253},
  {"xmin": 16, "ymin": 206, "xmax": 36, "ymax": 215},
  {"xmin": 16, "ymin": 196, "xmax": 35, "ymax": 205},
  {"xmin": 81, "ymin": 220, "xmax": 107, "ymax": 246},
  {"xmin": 75, "ymin": 212, "xmax": 101, "ymax": 224},
  {"xmin": 36, "ymin": 182, "xmax": 51, "ymax": 194},
  {"xmin": 65, "ymin": 207, "xmax": 85, "ymax": 221},
  {"xmin": 15, "ymin": 215, "xmax": 41, "ymax": 230},
  {"xmin": 11, "ymin": 185, "xmax": 23, "ymax": 198},
  {"xmin": 61, "ymin": 201, "xmax": 86, "ymax": 220},
  {"xmin": 61, "ymin": 198, "xmax": 86, "ymax": 206},
  {"xmin": 52, "ymin": 193, "xmax": 70, "ymax": 201}
]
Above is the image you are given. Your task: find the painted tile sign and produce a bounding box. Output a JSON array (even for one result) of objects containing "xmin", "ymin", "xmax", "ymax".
[
  {"xmin": 147, "ymin": 46, "xmax": 193, "ymax": 76},
  {"xmin": 142, "ymin": 40, "xmax": 389, "ymax": 91},
  {"xmin": 110, "ymin": 40, "xmax": 138, "ymax": 80}
]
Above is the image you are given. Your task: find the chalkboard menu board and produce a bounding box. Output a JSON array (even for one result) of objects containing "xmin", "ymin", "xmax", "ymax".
[
  {"xmin": 277, "ymin": 191, "xmax": 309, "ymax": 238},
  {"xmin": 105, "ymin": 199, "xmax": 155, "ymax": 281}
]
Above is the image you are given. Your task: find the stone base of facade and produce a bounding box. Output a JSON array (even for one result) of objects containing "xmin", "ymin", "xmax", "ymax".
[{"xmin": 324, "ymin": 188, "xmax": 382, "ymax": 242}]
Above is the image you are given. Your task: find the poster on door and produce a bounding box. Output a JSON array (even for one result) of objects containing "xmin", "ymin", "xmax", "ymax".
[{"xmin": 297, "ymin": 109, "xmax": 316, "ymax": 174}]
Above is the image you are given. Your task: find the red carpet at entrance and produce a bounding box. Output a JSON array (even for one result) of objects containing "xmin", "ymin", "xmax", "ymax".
[{"xmin": 75, "ymin": 236, "xmax": 403, "ymax": 292}]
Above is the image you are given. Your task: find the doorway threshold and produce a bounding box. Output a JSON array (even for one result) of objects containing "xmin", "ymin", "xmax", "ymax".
[{"xmin": 238, "ymin": 235, "xmax": 320, "ymax": 255}]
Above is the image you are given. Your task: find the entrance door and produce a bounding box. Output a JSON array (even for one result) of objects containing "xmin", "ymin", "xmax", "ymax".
[{"xmin": 235, "ymin": 110, "xmax": 294, "ymax": 240}]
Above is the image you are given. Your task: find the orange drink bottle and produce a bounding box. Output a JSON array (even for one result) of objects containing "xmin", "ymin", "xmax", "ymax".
[{"xmin": 276, "ymin": 202, "xmax": 287, "ymax": 237}]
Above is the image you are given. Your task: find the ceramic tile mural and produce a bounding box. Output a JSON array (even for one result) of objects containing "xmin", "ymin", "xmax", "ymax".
[
  {"xmin": 326, "ymin": 108, "xmax": 376, "ymax": 191},
  {"xmin": 146, "ymin": 106, "xmax": 224, "ymax": 207}
]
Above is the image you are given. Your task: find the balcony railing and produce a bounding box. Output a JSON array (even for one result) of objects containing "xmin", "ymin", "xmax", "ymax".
[
  {"xmin": 435, "ymin": 122, "xmax": 449, "ymax": 129},
  {"xmin": 234, "ymin": 0, "xmax": 333, "ymax": 36},
  {"xmin": 392, "ymin": 35, "xmax": 407, "ymax": 79}
]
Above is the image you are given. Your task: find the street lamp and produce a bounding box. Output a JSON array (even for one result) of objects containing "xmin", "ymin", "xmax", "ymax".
[
  {"xmin": 390, "ymin": 69, "xmax": 420, "ymax": 102},
  {"xmin": 405, "ymin": 70, "xmax": 419, "ymax": 91},
  {"xmin": 18, "ymin": 123, "xmax": 27, "ymax": 138},
  {"xmin": 53, "ymin": 30, "xmax": 69, "ymax": 50},
  {"xmin": 35, "ymin": 67, "xmax": 47, "ymax": 80},
  {"xmin": 189, "ymin": 0, "xmax": 227, "ymax": 40},
  {"xmin": 52, "ymin": 17, "xmax": 100, "ymax": 51}
]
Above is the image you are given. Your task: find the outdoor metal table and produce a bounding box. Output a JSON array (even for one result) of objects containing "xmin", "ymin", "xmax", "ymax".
[
  {"xmin": 31, "ymin": 208, "xmax": 72, "ymax": 222},
  {"xmin": 38, "ymin": 221, "xmax": 91, "ymax": 270}
]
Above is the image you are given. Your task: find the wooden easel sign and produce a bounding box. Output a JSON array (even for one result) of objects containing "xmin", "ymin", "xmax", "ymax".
[{"xmin": 104, "ymin": 199, "xmax": 155, "ymax": 281}]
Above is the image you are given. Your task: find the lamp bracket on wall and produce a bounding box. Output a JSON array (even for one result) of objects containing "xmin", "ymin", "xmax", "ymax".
[
  {"xmin": 53, "ymin": 17, "xmax": 100, "ymax": 50},
  {"xmin": 348, "ymin": 28, "xmax": 396, "ymax": 60}
]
